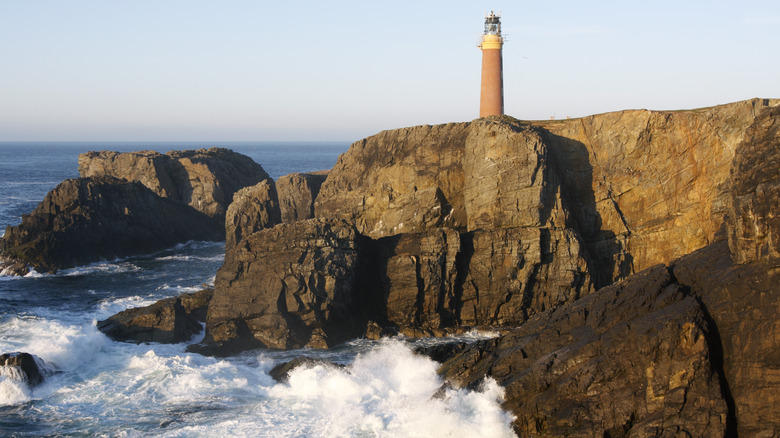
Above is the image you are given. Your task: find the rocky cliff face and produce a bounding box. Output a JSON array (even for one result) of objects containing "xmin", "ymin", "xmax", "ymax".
[
  {"xmin": 539, "ymin": 98, "xmax": 780, "ymax": 284},
  {"xmin": 198, "ymin": 219, "xmax": 369, "ymax": 353},
  {"xmin": 79, "ymin": 147, "xmax": 271, "ymax": 224},
  {"xmin": 727, "ymin": 104, "xmax": 780, "ymax": 264},
  {"xmin": 0, "ymin": 176, "xmax": 223, "ymax": 274},
  {"xmin": 199, "ymin": 99, "xmax": 779, "ymax": 356}
]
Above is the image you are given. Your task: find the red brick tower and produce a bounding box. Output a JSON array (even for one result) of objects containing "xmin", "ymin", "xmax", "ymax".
[{"xmin": 479, "ymin": 11, "xmax": 504, "ymax": 117}]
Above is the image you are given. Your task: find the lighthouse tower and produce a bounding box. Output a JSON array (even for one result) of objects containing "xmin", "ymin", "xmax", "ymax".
[{"xmin": 478, "ymin": 11, "xmax": 504, "ymax": 117}]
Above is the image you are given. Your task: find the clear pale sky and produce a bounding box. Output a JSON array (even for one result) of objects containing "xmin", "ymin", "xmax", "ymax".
[{"xmin": 2, "ymin": 0, "xmax": 779, "ymax": 142}]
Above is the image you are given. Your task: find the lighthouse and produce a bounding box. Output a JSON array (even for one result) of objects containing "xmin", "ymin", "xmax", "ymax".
[{"xmin": 478, "ymin": 11, "xmax": 504, "ymax": 117}]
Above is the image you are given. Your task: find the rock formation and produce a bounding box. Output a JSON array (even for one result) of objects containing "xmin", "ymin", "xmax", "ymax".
[
  {"xmin": 97, "ymin": 288, "xmax": 212, "ymax": 344},
  {"xmin": 194, "ymin": 98, "xmax": 780, "ymax": 357},
  {"xmin": 0, "ymin": 176, "xmax": 223, "ymax": 274},
  {"xmin": 436, "ymin": 264, "xmax": 731, "ymax": 437},
  {"xmin": 539, "ymin": 98, "xmax": 780, "ymax": 284},
  {"xmin": 78, "ymin": 147, "xmax": 271, "ymax": 224},
  {"xmin": 0, "ymin": 352, "xmax": 48, "ymax": 387},
  {"xmin": 276, "ymin": 172, "xmax": 328, "ymax": 224},
  {"xmin": 196, "ymin": 219, "xmax": 370, "ymax": 354}
]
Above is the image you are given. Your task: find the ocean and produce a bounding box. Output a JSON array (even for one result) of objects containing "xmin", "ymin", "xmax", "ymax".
[{"xmin": 0, "ymin": 142, "xmax": 516, "ymax": 437}]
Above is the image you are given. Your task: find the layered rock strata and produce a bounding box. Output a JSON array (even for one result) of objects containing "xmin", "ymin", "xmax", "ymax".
[
  {"xmin": 78, "ymin": 147, "xmax": 271, "ymax": 224},
  {"xmin": 0, "ymin": 176, "xmax": 223, "ymax": 274}
]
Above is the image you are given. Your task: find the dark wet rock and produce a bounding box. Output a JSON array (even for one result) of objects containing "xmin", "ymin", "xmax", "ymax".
[
  {"xmin": 673, "ymin": 240, "xmax": 780, "ymax": 437},
  {"xmin": 0, "ymin": 352, "xmax": 47, "ymax": 387},
  {"xmin": 437, "ymin": 265, "xmax": 729, "ymax": 437},
  {"xmin": 268, "ymin": 356, "xmax": 344, "ymax": 383},
  {"xmin": 97, "ymin": 288, "xmax": 213, "ymax": 344},
  {"xmin": 0, "ymin": 176, "xmax": 223, "ymax": 274},
  {"xmin": 414, "ymin": 342, "xmax": 470, "ymax": 364}
]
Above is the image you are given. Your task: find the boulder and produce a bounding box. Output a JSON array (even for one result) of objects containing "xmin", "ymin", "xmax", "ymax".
[
  {"xmin": 225, "ymin": 180, "xmax": 281, "ymax": 251},
  {"xmin": 79, "ymin": 147, "xmax": 271, "ymax": 224},
  {"xmin": 97, "ymin": 288, "xmax": 213, "ymax": 344},
  {"xmin": 437, "ymin": 265, "xmax": 729, "ymax": 437},
  {"xmin": 726, "ymin": 104, "xmax": 780, "ymax": 264},
  {"xmin": 0, "ymin": 176, "xmax": 224, "ymax": 274},
  {"xmin": 0, "ymin": 352, "xmax": 47, "ymax": 387},
  {"xmin": 276, "ymin": 172, "xmax": 328, "ymax": 224}
]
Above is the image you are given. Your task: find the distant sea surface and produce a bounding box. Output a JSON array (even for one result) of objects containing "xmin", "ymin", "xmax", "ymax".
[{"xmin": 0, "ymin": 142, "xmax": 516, "ymax": 437}]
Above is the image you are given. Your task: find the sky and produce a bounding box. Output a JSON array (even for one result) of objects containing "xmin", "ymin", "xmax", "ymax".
[{"xmin": 1, "ymin": 0, "xmax": 779, "ymax": 142}]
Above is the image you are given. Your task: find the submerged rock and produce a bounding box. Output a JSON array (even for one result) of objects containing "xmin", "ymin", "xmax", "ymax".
[
  {"xmin": 0, "ymin": 352, "xmax": 48, "ymax": 387},
  {"xmin": 0, "ymin": 176, "xmax": 223, "ymax": 274},
  {"xmin": 98, "ymin": 288, "xmax": 212, "ymax": 344}
]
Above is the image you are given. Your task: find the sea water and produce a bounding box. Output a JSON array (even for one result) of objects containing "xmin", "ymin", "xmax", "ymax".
[{"xmin": 0, "ymin": 142, "xmax": 517, "ymax": 437}]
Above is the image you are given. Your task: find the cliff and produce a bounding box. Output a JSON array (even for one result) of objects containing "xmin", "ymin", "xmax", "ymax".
[{"xmin": 197, "ymin": 98, "xmax": 779, "ymax": 354}]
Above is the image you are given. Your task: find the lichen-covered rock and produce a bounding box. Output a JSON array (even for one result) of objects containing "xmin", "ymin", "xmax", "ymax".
[
  {"xmin": 437, "ymin": 265, "xmax": 729, "ymax": 437},
  {"xmin": 97, "ymin": 288, "xmax": 213, "ymax": 344},
  {"xmin": 199, "ymin": 219, "xmax": 370, "ymax": 354},
  {"xmin": 726, "ymin": 104, "xmax": 780, "ymax": 264},
  {"xmin": 0, "ymin": 176, "xmax": 223, "ymax": 274},
  {"xmin": 276, "ymin": 172, "xmax": 328, "ymax": 224},
  {"xmin": 79, "ymin": 147, "xmax": 271, "ymax": 224},
  {"xmin": 225, "ymin": 180, "xmax": 281, "ymax": 251}
]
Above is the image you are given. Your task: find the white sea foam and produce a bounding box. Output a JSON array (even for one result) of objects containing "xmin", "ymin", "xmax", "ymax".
[
  {"xmin": 0, "ymin": 316, "xmax": 108, "ymax": 372},
  {"xmin": 0, "ymin": 375, "xmax": 31, "ymax": 406},
  {"xmin": 94, "ymin": 295, "xmax": 159, "ymax": 319},
  {"xmin": 60, "ymin": 261, "xmax": 142, "ymax": 277},
  {"xmin": 262, "ymin": 339, "xmax": 517, "ymax": 438}
]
